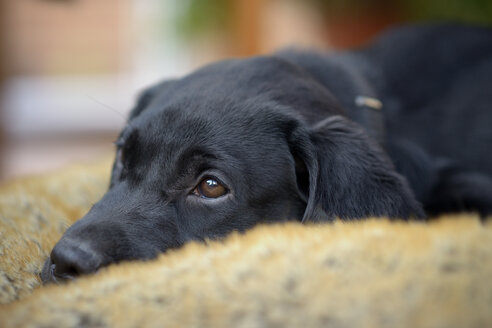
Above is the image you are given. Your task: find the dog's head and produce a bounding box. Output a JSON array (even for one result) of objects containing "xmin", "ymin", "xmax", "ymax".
[{"xmin": 41, "ymin": 56, "xmax": 423, "ymax": 283}]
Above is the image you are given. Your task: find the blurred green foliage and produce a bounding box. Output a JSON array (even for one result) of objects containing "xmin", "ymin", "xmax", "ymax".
[
  {"xmin": 178, "ymin": 0, "xmax": 492, "ymax": 37},
  {"xmin": 403, "ymin": 0, "xmax": 492, "ymax": 25},
  {"xmin": 177, "ymin": 0, "xmax": 232, "ymax": 37}
]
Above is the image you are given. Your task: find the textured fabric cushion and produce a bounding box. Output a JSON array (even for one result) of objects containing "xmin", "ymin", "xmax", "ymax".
[
  {"xmin": 0, "ymin": 159, "xmax": 112, "ymax": 303},
  {"xmin": 0, "ymin": 160, "xmax": 491, "ymax": 328}
]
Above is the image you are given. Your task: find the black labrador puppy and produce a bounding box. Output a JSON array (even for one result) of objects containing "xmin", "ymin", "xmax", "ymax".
[{"xmin": 42, "ymin": 23, "xmax": 492, "ymax": 283}]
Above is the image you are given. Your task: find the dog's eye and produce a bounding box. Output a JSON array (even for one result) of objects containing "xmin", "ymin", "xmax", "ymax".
[{"xmin": 193, "ymin": 178, "xmax": 227, "ymax": 199}]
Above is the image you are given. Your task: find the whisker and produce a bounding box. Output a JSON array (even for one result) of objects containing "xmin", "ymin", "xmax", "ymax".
[
  {"xmin": 85, "ymin": 94, "xmax": 136, "ymax": 146},
  {"xmin": 85, "ymin": 94, "xmax": 127, "ymax": 121}
]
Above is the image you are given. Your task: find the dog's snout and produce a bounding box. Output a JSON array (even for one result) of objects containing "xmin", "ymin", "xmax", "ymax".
[{"xmin": 48, "ymin": 239, "xmax": 103, "ymax": 282}]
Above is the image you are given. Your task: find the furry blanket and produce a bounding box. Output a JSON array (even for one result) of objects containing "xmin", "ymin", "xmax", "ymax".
[{"xmin": 0, "ymin": 160, "xmax": 491, "ymax": 327}]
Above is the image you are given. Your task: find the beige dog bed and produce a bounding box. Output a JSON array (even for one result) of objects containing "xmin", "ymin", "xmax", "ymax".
[{"xmin": 0, "ymin": 159, "xmax": 491, "ymax": 327}]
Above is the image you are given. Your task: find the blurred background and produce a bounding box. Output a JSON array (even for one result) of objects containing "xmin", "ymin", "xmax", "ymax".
[{"xmin": 0, "ymin": 0, "xmax": 491, "ymax": 181}]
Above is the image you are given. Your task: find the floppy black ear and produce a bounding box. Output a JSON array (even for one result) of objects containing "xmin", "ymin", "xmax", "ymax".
[
  {"xmin": 129, "ymin": 79, "xmax": 177, "ymax": 120},
  {"xmin": 128, "ymin": 87, "xmax": 157, "ymax": 120},
  {"xmin": 290, "ymin": 115, "xmax": 424, "ymax": 221}
]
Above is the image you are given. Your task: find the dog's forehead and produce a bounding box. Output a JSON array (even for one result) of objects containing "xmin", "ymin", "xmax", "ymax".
[
  {"xmin": 136, "ymin": 99, "xmax": 286, "ymax": 150},
  {"xmin": 124, "ymin": 96, "xmax": 294, "ymax": 173}
]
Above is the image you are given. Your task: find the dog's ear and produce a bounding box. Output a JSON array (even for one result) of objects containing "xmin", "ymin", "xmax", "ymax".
[
  {"xmin": 289, "ymin": 115, "xmax": 424, "ymax": 221},
  {"xmin": 129, "ymin": 87, "xmax": 156, "ymax": 120},
  {"xmin": 129, "ymin": 80, "xmax": 176, "ymax": 120}
]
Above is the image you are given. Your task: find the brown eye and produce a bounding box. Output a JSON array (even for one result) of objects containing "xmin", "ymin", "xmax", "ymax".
[{"xmin": 194, "ymin": 178, "xmax": 227, "ymax": 199}]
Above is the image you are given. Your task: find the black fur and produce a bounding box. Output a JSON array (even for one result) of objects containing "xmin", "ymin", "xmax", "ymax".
[{"xmin": 41, "ymin": 23, "xmax": 492, "ymax": 283}]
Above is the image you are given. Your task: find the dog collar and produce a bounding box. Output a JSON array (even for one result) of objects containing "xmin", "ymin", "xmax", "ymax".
[
  {"xmin": 354, "ymin": 95, "xmax": 385, "ymax": 144},
  {"xmin": 355, "ymin": 96, "xmax": 383, "ymax": 110}
]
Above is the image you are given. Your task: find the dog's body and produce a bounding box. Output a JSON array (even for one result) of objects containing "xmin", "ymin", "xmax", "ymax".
[
  {"xmin": 280, "ymin": 23, "xmax": 492, "ymax": 215},
  {"xmin": 42, "ymin": 23, "xmax": 492, "ymax": 283}
]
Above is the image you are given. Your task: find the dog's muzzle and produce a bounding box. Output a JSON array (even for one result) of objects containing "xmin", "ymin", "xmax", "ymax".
[{"xmin": 41, "ymin": 238, "xmax": 103, "ymax": 284}]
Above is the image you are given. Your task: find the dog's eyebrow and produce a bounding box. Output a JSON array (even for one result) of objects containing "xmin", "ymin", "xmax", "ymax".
[
  {"xmin": 177, "ymin": 147, "xmax": 218, "ymax": 175},
  {"xmin": 167, "ymin": 147, "xmax": 220, "ymax": 190}
]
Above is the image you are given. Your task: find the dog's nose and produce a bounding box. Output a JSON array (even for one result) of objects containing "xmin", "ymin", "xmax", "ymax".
[{"xmin": 49, "ymin": 239, "xmax": 103, "ymax": 281}]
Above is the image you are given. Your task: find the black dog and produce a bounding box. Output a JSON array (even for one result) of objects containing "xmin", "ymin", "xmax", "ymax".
[{"xmin": 42, "ymin": 23, "xmax": 492, "ymax": 283}]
